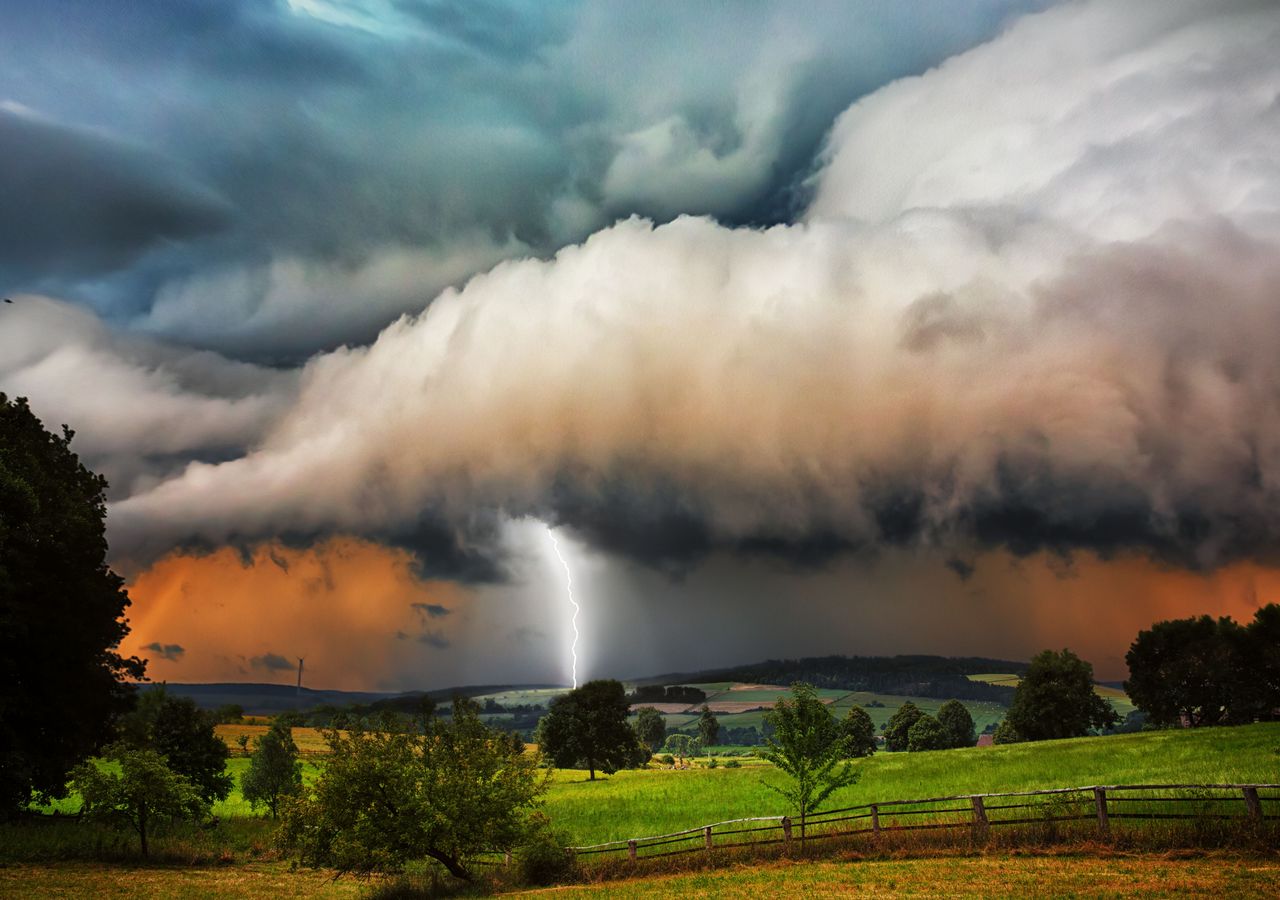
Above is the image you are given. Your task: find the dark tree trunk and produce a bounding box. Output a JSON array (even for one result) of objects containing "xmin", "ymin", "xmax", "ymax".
[
  {"xmin": 424, "ymin": 848, "xmax": 472, "ymax": 882},
  {"xmin": 138, "ymin": 805, "xmax": 149, "ymax": 857}
]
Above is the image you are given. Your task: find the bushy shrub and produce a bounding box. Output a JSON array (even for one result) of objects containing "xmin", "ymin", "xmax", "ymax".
[
  {"xmin": 724, "ymin": 759, "xmax": 741, "ymax": 768},
  {"xmin": 707, "ymin": 758, "xmax": 719, "ymax": 769},
  {"xmin": 659, "ymin": 754, "xmax": 675, "ymax": 766},
  {"xmin": 517, "ymin": 815, "xmax": 578, "ymax": 887}
]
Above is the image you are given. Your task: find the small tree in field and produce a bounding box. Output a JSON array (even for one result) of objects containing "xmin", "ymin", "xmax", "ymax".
[
  {"xmin": 882, "ymin": 701, "xmax": 923, "ymax": 752},
  {"xmin": 759, "ymin": 683, "xmax": 858, "ymax": 835},
  {"xmin": 71, "ymin": 744, "xmax": 207, "ymax": 856},
  {"xmin": 936, "ymin": 700, "xmax": 976, "ymax": 748},
  {"xmin": 241, "ymin": 719, "xmax": 302, "ymax": 818},
  {"xmin": 906, "ymin": 714, "xmax": 948, "ymax": 751},
  {"xmin": 662, "ymin": 733, "xmax": 702, "ymax": 766},
  {"xmin": 840, "ymin": 707, "xmax": 877, "ymax": 758},
  {"xmin": 634, "ymin": 706, "xmax": 666, "ymax": 754},
  {"xmin": 281, "ymin": 703, "xmax": 548, "ymax": 881},
  {"xmin": 697, "ymin": 705, "xmax": 720, "ymax": 756}
]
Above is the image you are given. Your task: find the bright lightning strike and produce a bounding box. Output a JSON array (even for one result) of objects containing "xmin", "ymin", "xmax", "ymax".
[{"xmin": 546, "ymin": 527, "xmax": 580, "ymax": 689}]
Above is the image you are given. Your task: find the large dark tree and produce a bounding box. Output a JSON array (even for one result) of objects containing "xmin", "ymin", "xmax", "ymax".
[
  {"xmin": 839, "ymin": 706, "xmax": 877, "ymax": 758},
  {"xmin": 936, "ymin": 700, "xmax": 977, "ymax": 748},
  {"xmin": 1124, "ymin": 605, "xmax": 1279, "ymax": 726},
  {"xmin": 1006, "ymin": 649, "xmax": 1118, "ymax": 741},
  {"xmin": 537, "ymin": 680, "xmax": 642, "ymax": 780},
  {"xmin": 633, "ymin": 706, "xmax": 666, "ymax": 754},
  {"xmin": 0, "ymin": 395, "xmax": 145, "ymax": 813}
]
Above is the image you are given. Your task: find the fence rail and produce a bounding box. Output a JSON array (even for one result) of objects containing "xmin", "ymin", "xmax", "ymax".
[{"xmin": 564, "ymin": 783, "xmax": 1280, "ymax": 863}]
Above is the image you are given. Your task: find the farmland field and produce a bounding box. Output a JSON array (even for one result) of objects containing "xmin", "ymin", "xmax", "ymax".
[{"xmin": 968, "ymin": 673, "xmax": 1136, "ymax": 717}]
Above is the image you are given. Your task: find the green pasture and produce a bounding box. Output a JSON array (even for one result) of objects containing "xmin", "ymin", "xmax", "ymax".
[{"xmin": 541, "ymin": 723, "xmax": 1280, "ymax": 845}]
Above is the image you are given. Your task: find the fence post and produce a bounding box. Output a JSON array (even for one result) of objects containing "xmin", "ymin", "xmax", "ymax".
[
  {"xmin": 1243, "ymin": 787, "xmax": 1262, "ymax": 821},
  {"xmin": 704, "ymin": 825, "xmax": 713, "ymax": 850},
  {"xmin": 871, "ymin": 804, "xmax": 880, "ymax": 836},
  {"xmin": 1094, "ymin": 787, "xmax": 1110, "ymax": 837},
  {"xmin": 971, "ymin": 796, "xmax": 989, "ymax": 837},
  {"xmin": 781, "ymin": 816, "xmax": 792, "ymax": 849},
  {"xmin": 627, "ymin": 839, "xmax": 637, "ymax": 862}
]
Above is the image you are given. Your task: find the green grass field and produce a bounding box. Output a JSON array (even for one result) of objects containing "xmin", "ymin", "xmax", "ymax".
[{"xmin": 543, "ymin": 723, "xmax": 1280, "ymax": 845}]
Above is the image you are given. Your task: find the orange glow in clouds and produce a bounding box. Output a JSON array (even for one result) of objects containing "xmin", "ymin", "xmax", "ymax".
[{"xmin": 122, "ymin": 539, "xmax": 465, "ymax": 691}]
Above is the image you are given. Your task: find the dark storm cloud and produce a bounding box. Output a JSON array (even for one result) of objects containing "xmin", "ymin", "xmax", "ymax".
[
  {"xmin": 249, "ymin": 652, "xmax": 294, "ymax": 673},
  {"xmin": 0, "ymin": 0, "xmax": 1049, "ymax": 358},
  {"xmin": 410, "ymin": 602, "xmax": 452, "ymax": 619},
  {"xmin": 0, "ymin": 106, "xmax": 230, "ymax": 277},
  {"xmin": 141, "ymin": 641, "xmax": 185, "ymax": 662}
]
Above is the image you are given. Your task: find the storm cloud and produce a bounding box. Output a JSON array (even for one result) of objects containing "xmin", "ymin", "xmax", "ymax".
[
  {"xmin": 0, "ymin": 0, "xmax": 1047, "ymax": 359},
  {"xmin": 85, "ymin": 0, "xmax": 1280, "ymax": 578}
]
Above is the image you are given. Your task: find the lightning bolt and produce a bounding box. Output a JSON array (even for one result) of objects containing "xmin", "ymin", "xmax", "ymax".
[{"xmin": 546, "ymin": 527, "xmax": 580, "ymax": 689}]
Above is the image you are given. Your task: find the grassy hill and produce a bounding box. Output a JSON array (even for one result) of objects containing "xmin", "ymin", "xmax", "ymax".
[{"xmin": 543, "ymin": 723, "xmax": 1280, "ymax": 845}]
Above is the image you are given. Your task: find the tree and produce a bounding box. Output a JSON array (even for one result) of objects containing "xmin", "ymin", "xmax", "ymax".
[
  {"xmin": 992, "ymin": 719, "xmax": 1021, "ymax": 745},
  {"xmin": 241, "ymin": 719, "xmax": 302, "ymax": 818},
  {"xmin": 906, "ymin": 714, "xmax": 948, "ymax": 751},
  {"xmin": 71, "ymin": 744, "xmax": 207, "ymax": 857},
  {"xmin": 634, "ymin": 706, "xmax": 666, "ymax": 754},
  {"xmin": 1006, "ymin": 649, "xmax": 1118, "ymax": 741},
  {"xmin": 936, "ymin": 700, "xmax": 976, "ymax": 748},
  {"xmin": 282, "ymin": 704, "xmax": 548, "ymax": 881},
  {"xmin": 697, "ymin": 705, "xmax": 720, "ymax": 752},
  {"xmin": 839, "ymin": 706, "xmax": 877, "ymax": 758},
  {"xmin": 213, "ymin": 704, "xmax": 245, "ymax": 724},
  {"xmin": 662, "ymin": 733, "xmax": 702, "ymax": 766},
  {"xmin": 537, "ymin": 680, "xmax": 643, "ymax": 780},
  {"xmin": 759, "ymin": 683, "xmax": 859, "ymax": 834},
  {"xmin": 1124, "ymin": 612, "xmax": 1270, "ymax": 727},
  {"xmin": 0, "ymin": 395, "xmax": 145, "ymax": 813},
  {"xmin": 120, "ymin": 687, "xmax": 232, "ymax": 803},
  {"xmin": 882, "ymin": 701, "xmax": 923, "ymax": 752}
]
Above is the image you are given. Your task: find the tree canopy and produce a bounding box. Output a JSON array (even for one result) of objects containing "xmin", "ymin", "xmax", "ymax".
[
  {"xmin": 1006, "ymin": 649, "xmax": 1118, "ymax": 741},
  {"xmin": 936, "ymin": 700, "xmax": 976, "ymax": 748},
  {"xmin": 241, "ymin": 718, "xmax": 302, "ymax": 818},
  {"xmin": 906, "ymin": 714, "xmax": 948, "ymax": 751},
  {"xmin": 697, "ymin": 705, "xmax": 720, "ymax": 749},
  {"xmin": 536, "ymin": 680, "xmax": 643, "ymax": 780},
  {"xmin": 1125, "ymin": 606, "xmax": 1280, "ymax": 726},
  {"xmin": 120, "ymin": 687, "xmax": 232, "ymax": 803},
  {"xmin": 882, "ymin": 701, "xmax": 923, "ymax": 752},
  {"xmin": 633, "ymin": 706, "xmax": 666, "ymax": 754},
  {"xmin": 0, "ymin": 394, "xmax": 145, "ymax": 813},
  {"xmin": 282, "ymin": 703, "xmax": 547, "ymax": 881},
  {"xmin": 839, "ymin": 706, "xmax": 877, "ymax": 758},
  {"xmin": 72, "ymin": 744, "xmax": 206, "ymax": 857}
]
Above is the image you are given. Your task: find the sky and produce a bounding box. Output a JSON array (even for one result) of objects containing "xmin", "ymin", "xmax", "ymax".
[{"xmin": 4, "ymin": 0, "xmax": 1280, "ymax": 690}]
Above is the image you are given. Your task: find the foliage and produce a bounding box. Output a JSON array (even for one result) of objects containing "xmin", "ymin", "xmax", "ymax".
[
  {"xmin": 241, "ymin": 719, "xmax": 302, "ymax": 818},
  {"xmin": 280, "ymin": 703, "xmax": 548, "ymax": 881},
  {"xmin": 697, "ymin": 705, "xmax": 720, "ymax": 750},
  {"xmin": 0, "ymin": 394, "xmax": 145, "ymax": 813},
  {"xmin": 214, "ymin": 704, "xmax": 245, "ymax": 725},
  {"xmin": 629, "ymin": 685, "xmax": 707, "ymax": 705},
  {"xmin": 119, "ymin": 687, "xmax": 232, "ymax": 803},
  {"xmin": 882, "ymin": 702, "xmax": 923, "ymax": 752},
  {"xmin": 538, "ymin": 680, "xmax": 643, "ymax": 780},
  {"xmin": 516, "ymin": 812, "xmax": 578, "ymax": 887},
  {"xmin": 992, "ymin": 719, "xmax": 1022, "ymax": 745},
  {"xmin": 758, "ymin": 683, "xmax": 859, "ymax": 826},
  {"xmin": 1125, "ymin": 606, "xmax": 1280, "ymax": 726},
  {"xmin": 906, "ymin": 714, "xmax": 948, "ymax": 752},
  {"xmin": 662, "ymin": 734, "xmax": 702, "ymax": 764},
  {"xmin": 724, "ymin": 758, "xmax": 741, "ymax": 768},
  {"xmin": 634, "ymin": 707, "xmax": 666, "ymax": 753},
  {"xmin": 840, "ymin": 706, "xmax": 877, "ymax": 758},
  {"xmin": 936, "ymin": 700, "xmax": 977, "ymax": 748},
  {"xmin": 1006, "ymin": 649, "xmax": 1118, "ymax": 740},
  {"xmin": 70, "ymin": 744, "xmax": 207, "ymax": 856}
]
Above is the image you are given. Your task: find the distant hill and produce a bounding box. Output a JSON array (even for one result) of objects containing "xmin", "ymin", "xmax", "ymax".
[
  {"xmin": 636, "ymin": 655, "xmax": 1030, "ymax": 703},
  {"xmin": 138, "ymin": 681, "xmax": 549, "ymax": 715}
]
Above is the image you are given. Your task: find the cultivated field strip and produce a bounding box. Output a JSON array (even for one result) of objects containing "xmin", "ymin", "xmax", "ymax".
[{"xmin": 566, "ymin": 784, "xmax": 1280, "ymax": 862}]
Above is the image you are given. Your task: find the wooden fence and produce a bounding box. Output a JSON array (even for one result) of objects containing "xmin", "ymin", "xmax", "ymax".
[{"xmin": 565, "ymin": 784, "xmax": 1280, "ymax": 863}]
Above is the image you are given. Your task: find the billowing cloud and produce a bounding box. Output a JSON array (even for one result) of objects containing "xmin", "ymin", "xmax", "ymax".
[
  {"xmin": 102, "ymin": 0, "xmax": 1280, "ymax": 576},
  {"xmin": 0, "ymin": 0, "xmax": 1047, "ymax": 358}
]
